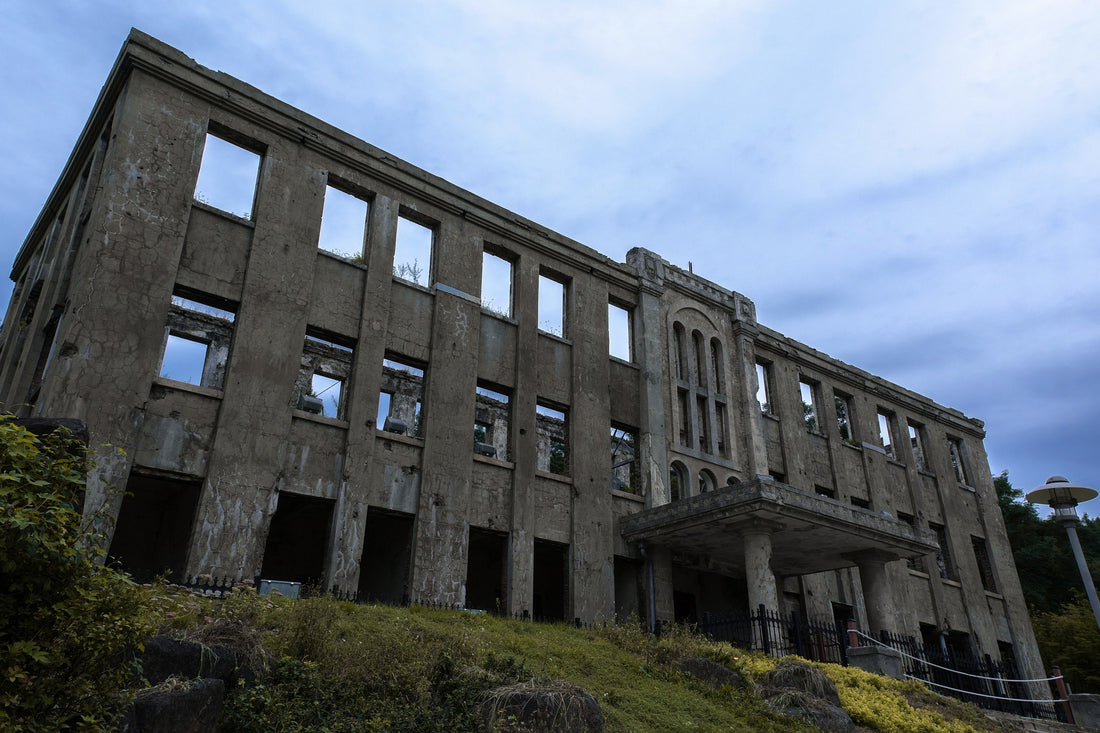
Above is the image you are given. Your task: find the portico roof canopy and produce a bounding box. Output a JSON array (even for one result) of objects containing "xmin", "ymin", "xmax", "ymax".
[{"xmin": 620, "ymin": 478, "xmax": 939, "ymax": 577}]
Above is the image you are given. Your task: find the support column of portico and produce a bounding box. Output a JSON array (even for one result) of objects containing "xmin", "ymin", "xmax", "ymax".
[
  {"xmin": 854, "ymin": 551, "xmax": 897, "ymax": 637},
  {"xmin": 743, "ymin": 526, "xmax": 779, "ymax": 613}
]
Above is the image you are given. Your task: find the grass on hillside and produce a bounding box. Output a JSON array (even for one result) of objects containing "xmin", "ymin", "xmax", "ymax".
[{"xmin": 146, "ymin": 583, "xmax": 1008, "ymax": 733}]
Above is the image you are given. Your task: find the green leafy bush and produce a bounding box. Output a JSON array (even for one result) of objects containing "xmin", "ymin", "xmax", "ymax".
[{"xmin": 0, "ymin": 418, "xmax": 151, "ymax": 731}]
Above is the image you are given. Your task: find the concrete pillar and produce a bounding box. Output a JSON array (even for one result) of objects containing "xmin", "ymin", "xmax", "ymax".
[
  {"xmin": 856, "ymin": 552, "xmax": 897, "ymax": 636},
  {"xmin": 743, "ymin": 528, "xmax": 779, "ymax": 612}
]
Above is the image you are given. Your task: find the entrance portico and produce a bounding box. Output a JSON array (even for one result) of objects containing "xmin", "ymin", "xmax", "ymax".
[{"xmin": 619, "ymin": 477, "xmax": 939, "ymax": 630}]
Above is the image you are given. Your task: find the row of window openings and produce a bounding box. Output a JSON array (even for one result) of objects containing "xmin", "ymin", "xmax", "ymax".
[
  {"xmin": 158, "ymin": 300, "xmax": 640, "ymax": 486},
  {"xmin": 672, "ymin": 325, "xmax": 726, "ymax": 395},
  {"xmin": 675, "ymin": 390, "xmax": 729, "ymax": 457},
  {"xmin": 193, "ymin": 131, "xmax": 632, "ymax": 361},
  {"xmin": 755, "ymin": 362, "xmax": 971, "ymax": 485}
]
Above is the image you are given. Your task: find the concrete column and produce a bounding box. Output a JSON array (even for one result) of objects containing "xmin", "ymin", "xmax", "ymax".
[
  {"xmin": 856, "ymin": 553, "xmax": 897, "ymax": 636},
  {"xmin": 743, "ymin": 528, "xmax": 779, "ymax": 612}
]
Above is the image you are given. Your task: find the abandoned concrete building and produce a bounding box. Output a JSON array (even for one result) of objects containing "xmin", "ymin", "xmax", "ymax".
[{"xmin": 1, "ymin": 30, "xmax": 1043, "ymax": 678}]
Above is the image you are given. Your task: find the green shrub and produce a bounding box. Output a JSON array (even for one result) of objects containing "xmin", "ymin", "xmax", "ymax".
[{"xmin": 0, "ymin": 418, "xmax": 151, "ymax": 731}]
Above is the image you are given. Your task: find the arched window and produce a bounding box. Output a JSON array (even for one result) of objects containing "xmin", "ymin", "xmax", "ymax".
[
  {"xmin": 692, "ymin": 330, "xmax": 707, "ymax": 387},
  {"xmin": 669, "ymin": 461, "xmax": 688, "ymax": 502},
  {"xmin": 699, "ymin": 469, "xmax": 716, "ymax": 494},
  {"xmin": 710, "ymin": 338, "xmax": 725, "ymax": 394},
  {"xmin": 673, "ymin": 322, "xmax": 687, "ymax": 380}
]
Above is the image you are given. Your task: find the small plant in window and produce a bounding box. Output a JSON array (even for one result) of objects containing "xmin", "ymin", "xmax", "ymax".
[
  {"xmin": 394, "ymin": 216, "xmax": 433, "ymax": 286},
  {"xmin": 193, "ymin": 131, "xmax": 260, "ymax": 220},
  {"xmin": 536, "ymin": 403, "xmax": 568, "ymax": 475}
]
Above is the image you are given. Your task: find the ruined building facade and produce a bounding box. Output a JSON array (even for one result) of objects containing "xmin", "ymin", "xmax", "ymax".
[{"xmin": 1, "ymin": 31, "xmax": 1042, "ymax": 676}]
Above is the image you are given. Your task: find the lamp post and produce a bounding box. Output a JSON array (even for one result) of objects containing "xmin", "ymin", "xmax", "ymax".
[{"xmin": 1026, "ymin": 475, "xmax": 1100, "ymax": 632}]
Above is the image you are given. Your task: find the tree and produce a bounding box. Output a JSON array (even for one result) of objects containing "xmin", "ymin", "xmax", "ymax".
[{"xmin": 0, "ymin": 418, "xmax": 150, "ymax": 730}]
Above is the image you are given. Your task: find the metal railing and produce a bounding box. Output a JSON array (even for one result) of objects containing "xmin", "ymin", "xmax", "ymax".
[{"xmin": 696, "ymin": 604, "xmax": 847, "ymax": 666}]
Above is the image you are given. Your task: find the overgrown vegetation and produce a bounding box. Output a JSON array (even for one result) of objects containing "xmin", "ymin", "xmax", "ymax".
[
  {"xmin": 0, "ymin": 419, "xmax": 151, "ymax": 731},
  {"xmin": 996, "ymin": 471, "xmax": 1100, "ymax": 691}
]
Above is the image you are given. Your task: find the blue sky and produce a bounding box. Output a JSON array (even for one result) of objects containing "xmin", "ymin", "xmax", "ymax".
[{"xmin": 2, "ymin": 1, "xmax": 1099, "ymax": 516}]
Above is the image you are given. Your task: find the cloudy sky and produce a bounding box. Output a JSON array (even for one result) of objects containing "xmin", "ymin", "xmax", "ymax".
[{"xmin": 2, "ymin": 1, "xmax": 1099, "ymax": 515}]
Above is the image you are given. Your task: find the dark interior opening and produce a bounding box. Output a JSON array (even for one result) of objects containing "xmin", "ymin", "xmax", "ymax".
[
  {"xmin": 614, "ymin": 556, "xmax": 641, "ymax": 623},
  {"xmin": 674, "ymin": 589, "xmax": 698, "ymax": 623},
  {"xmin": 108, "ymin": 473, "xmax": 201, "ymax": 580},
  {"xmin": 533, "ymin": 539, "xmax": 568, "ymax": 621},
  {"xmin": 356, "ymin": 509, "xmax": 414, "ymax": 603},
  {"xmin": 260, "ymin": 492, "xmax": 334, "ymax": 586},
  {"xmin": 466, "ymin": 526, "xmax": 507, "ymax": 612}
]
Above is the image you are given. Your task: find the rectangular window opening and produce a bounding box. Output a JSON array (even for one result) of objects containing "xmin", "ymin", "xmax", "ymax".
[
  {"xmin": 834, "ymin": 392, "xmax": 854, "ymax": 443},
  {"xmin": 536, "ymin": 402, "xmax": 568, "ymax": 475},
  {"xmin": 481, "ymin": 249, "xmax": 513, "ymax": 318},
  {"xmin": 800, "ymin": 380, "xmax": 819, "ymax": 433},
  {"xmin": 877, "ymin": 411, "xmax": 895, "ymax": 458},
  {"xmin": 608, "ymin": 301, "xmax": 632, "ymax": 361},
  {"xmin": 610, "ymin": 425, "xmax": 639, "ymax": 493},
  {"xmin": 755, "ymin": 362, "xmax": 771, "ymax": 413},
  {"xmin": 537, "ymin": 274, "xmax": 566, "ymax": 337},
  {"xmin": 677, "ymin": 388, "xmax": 691, "ymax": 447},
  {"xmin": 160, "ymin": 290, "xmax": 237, "ymax": 390},
  {"xmin": 715, "ymin": 402, "xmax": 729, "ymax": 457},
  {"xmin": 908, "ymin": 422, "xmax": 927, "ymax": 471},
  {"xmin": 379, "ymin": 357, "xmax": 426, "ymax": 437},
  {"xmin": 898, "ymin": 512, "xmax": 926, "ymax": 572},
  {"xmin": 949, "ymin": 438, "xmax": 970, "ymax": 485},
  {"xmin": 317, "ymin": 184, "xmax": 369, "ymax": 260},
  {"xmin": 972, "ymin": 536, "xmax": 996, "ymax": 592},
  {"xmin": 696, "ymin": 395, "xmax": 710, "ymax": 452},
  {"xmin": 193, "ymin": 130, "xmax": 261, "ymax": 220},
  {"xmin": 393, "ymin": 215, "xmax": 433, "ymax": 286},
  {"xmin": 298, "ymin": 329, "xmax": 354, "ymax": 419},
  {"xmin": 931, "ymin": 522, "xmax": 958, "ymax": 581},
  {"xmin": 475, "ymin": 384, "xmax": 511, "ymax": 461}
]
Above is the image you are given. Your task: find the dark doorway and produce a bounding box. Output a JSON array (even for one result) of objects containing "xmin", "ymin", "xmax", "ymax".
[
  {"xmin": 357, "ymin": 509, "xmax": 414, "ymax": 603},
  {"xmin": 614, "ymin": 556, "xmax": 641, "ymax": 622},
  {"xmin": 674, "ymin": 590, "xmax": 698, "ymax": 623},
  {"xmin": 108, "ymin": 473, "xmax": 201, "ymax": 580},
  {"xmin": 466, "ymin": 527, "xmax": 507, "ymax": 612},
  {"xmin": 533, "ymin": 539, "xmax": 568, "ymax": 620},
  {"xmin": 260, "ymin": 492, "xmax": 334, "ymax": 586}
]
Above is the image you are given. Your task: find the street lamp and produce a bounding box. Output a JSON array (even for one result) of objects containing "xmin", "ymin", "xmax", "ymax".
[{"xmin": 1026, "ymin": 475, "xmax": 1100, "ymax": 632}]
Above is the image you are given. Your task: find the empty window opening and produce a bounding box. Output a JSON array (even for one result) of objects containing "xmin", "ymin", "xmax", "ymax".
[
  {"xmin": 107, "ymin": 474, "xmax": 201, "ymax": 581},
  {"xmin": 699, "ymin": 470, "xmax": 716, "ymax": 494},
  {"xmin": 692, "ymin": 331, "xmax": 707, "ymax": 387},
  {"xmin": 475, "ymin": 384, "xmax": 511, "ymax": 461},
  {"xmin": 930, "ymin": 522, "xmax": 958, "ymax": 581},
  {"xmin": 669, "ymin": 461, "xmax": 688, "ymax": 502},
  {"xmin": 850, "ymin": 496, "xmax": 871, "ymax": 510},
  {"xmin": 677, "ymin": 389, "xmax": 691, "ymax": 447},
  {"xmin": 610, "ymin": 425, "xmax": 639, "ymax": 493},
  {"xmin": 898, "ymin": 513, "xmax": 926, "ymax": 572},
  {"xmin": 908, "ymin": 422, "xmax": 927, "ymax": 471},
  {"xmin": 536, "ymin": 403, "xmax": 568, "ymax": 475},
  {"xmin": 297, "ymin": 331, "xmax": 354, "ymax": 419},
  {"xmin": 193, "ymin": 130, "xmax": 261, "ymax": 219},
  {"xmin": 710, "ymin": 339, "xmax": 725, "ymax": 394},
  {"xmin": 481, "ymin": 249, "xmax": 513, "ymax": 317},
  {"xmin": 160, "ymin": 334, "xmax": 208, "ymax": 385},
  {"xmin": 673, "ymin": 322, "xmax": 687, "ymax": 380},
  {"xmin": 696, "ymin": 395, "xmax": 710, "ymax": 452},
  {"xmin": 159, "ymin": 292, "xmax": 236, "ymax": 390},
  {"xmin": 800, "ymin": 380, "xmax": 819, "ymax": 433},
  {"xmin": 356, "ymin": 510, "xmax": 413, "ymax": 603},
  {"xmin": 815, "ymin": 485, "xmax": 836, "ymax": 499},
  {"xmin": 466, "ymin": 527, "xmax": 507, "ymax": 612},
  {"xmin": 538, "ymin": 274, "xmax": 566, "ymax": 337},
  {"xmin": 972, "ymin": 536, "xmax": 997, "ymax": 592},
  {"xmin": 533, "ymin": 539, "xmax": 568, "ymax": 621},
  {"xmin": 393, "ymin": 215, "xmax": 433, "ymax": 286},
  {"xmin": 715, "ymin": 402, "xmax": 729, "ymax": 457},
  {"xmin": 260, "ymin": 492, "xmax": 335, "ymax": 586},
  {"xmin": 317, "ymin": 184, "xmax": 369, "ymax": 259},
  {"xmin": 877, "ymin": 411, "xmax": 895, "ymax": 458},
  {"xmin": 379, "ymin": 357, "xmax": 425, "ymax": 437},
  {"xmin": 834, "ymin": 392, "xmax": 855, "ymax": 443},
  {"xmin": 755, "ymin": 362, "xmax": 771, "ymax": 413},
  {"xmin": 614, "ymin": 557, "xmax": 642, "ymax": 623},
  {"xmin": 949, "ymin": 438, "xmax": 970, "ymax": 485},
  {"xmin": 608, "ymin": 302, "xmax": 632, "ymax": 361}
]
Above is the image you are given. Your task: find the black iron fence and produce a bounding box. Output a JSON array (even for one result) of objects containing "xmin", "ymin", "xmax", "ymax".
[
  {"xmin": 876, "ymin": 630, "xmax": 1060, "ymax": 721},
  {"xmin": 696, "ymin": 604, "xmax": 847, "ymax": 666}
]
